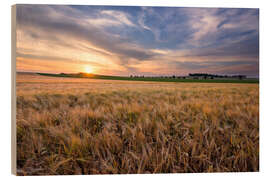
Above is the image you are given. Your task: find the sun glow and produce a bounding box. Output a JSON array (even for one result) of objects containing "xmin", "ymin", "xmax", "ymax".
[{"xmin": 84, "ymin": 66, "xmax": 93, "ymax": 74}]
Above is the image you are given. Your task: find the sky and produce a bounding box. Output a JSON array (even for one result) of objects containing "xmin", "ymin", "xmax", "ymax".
[{"xmin": 16, "ymin": 5, "xmax": 259, "ymax": 77}]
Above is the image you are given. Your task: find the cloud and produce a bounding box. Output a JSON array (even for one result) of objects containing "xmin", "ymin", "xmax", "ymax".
[
  {"xmin": 100, "ymin": 10, "xmax": 136, "ymax": 27},
  {"xmin": 16, "ymin": 5, "xmax": 159, "ymax": 63}
]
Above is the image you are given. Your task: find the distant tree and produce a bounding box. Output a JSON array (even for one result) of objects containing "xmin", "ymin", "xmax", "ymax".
[{"xmin": 239, "ymin": 75, "xmax": 246, "ymax": 80}]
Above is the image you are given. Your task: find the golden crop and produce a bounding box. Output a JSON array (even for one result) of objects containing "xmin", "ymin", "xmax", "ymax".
[{"xmin": 16, "ymin": 74, "xmax": 259, "ymax": 175}]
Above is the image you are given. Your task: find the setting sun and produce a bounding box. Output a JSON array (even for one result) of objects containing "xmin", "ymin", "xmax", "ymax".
[{"xmin": 84, "ymin": 66, "xmax": 93, "ymax": 74}]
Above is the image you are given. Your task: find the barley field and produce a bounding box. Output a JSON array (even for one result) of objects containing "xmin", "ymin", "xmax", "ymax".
[{"xmin": 16, "ymin": 73, "xmax": 259, "ymax": 175}]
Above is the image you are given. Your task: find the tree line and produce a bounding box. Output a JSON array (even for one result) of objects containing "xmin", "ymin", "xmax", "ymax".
[{"xmin": 129, "ymin": 73, "xmax": 247, "ymax": 80}]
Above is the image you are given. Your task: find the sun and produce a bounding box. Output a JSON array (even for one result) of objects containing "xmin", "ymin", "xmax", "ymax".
[{"xmin": 84, "ymin": 66, "xmax": 93, "ymax": 74}]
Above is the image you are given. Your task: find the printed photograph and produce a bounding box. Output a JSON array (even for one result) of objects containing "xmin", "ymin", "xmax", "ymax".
[{"xmin": 15, "ymin": 4, "xmax": 259, "ymax": 175}]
